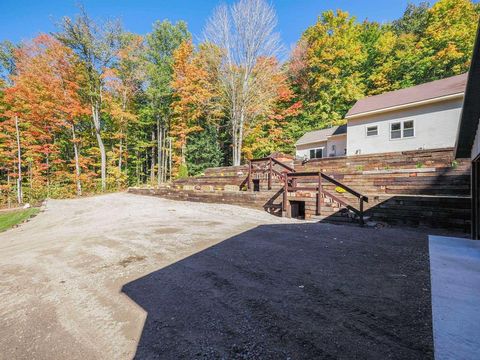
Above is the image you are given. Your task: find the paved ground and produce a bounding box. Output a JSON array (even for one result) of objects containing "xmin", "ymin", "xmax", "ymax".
[{"xmin": 0, "ymin": 193, "xmax": 435, "ymax": 359}]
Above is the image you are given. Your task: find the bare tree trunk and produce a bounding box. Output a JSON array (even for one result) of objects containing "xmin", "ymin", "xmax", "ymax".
[
  {"xmin": 157, "ymin": 119, "xmax": 162, "ymax": 186},
  {"xmin": 168, "ymin": 137, "xmax": 172, "ymax": 182},
  {"xmin": 135, "ymin": 150, "xmax": 140, "ymax": 186},
  {"xmin": 163, "ymin": 128, "xmax": 168, "ymax": 183},
  {"xmin": 119, "ymin": 95, "xmax": 126, "ymax": 174},
  {"xmin": 46, "ymin": 154, "xmax": 50, "ymax": 198},
  {"xmin": 118, "ymin": 131, "xmax": 123, "ymax": 173},
  {"xmin": 150, "ymin": 131, "xmax": 156, "ymax": 184},
  {"xmin": 72, "ymin": 124, "xmax": 82, "ymax": 196},
  {"xmin": 14, "ymin": 116, "xmax": 22, "ymax": 204},
  {"xmin": 7, "ymin": 173, "xmax": 11, "ymax": 208},
  {"xmin": 92, "ymin": 104, "xmax": 106, "ymax": 191}
]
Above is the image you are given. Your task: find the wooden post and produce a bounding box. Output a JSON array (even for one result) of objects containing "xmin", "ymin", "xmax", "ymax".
[
  {"xmin": 359, "ymin": 198, "xmax": 364, "ymax": 227},
  {"xmin": 247, "ymin": 160, "xmax": 252, "ymax": 191},
  {"xmin": 317, "ymin": 172, "xmax": 322, "ymax": 216},
  {"xmin": 283, "ymin": 174, "xmax": 288, "ymax": 215},
  {"xmin": 268, "ymin": 158, "xmax": 272, "ymax": 190}
]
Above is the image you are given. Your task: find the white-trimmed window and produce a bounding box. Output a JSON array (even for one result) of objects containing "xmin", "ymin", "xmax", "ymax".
[
  {"xmin": 391, "ymin": 120, "xmax": 414, "ymax": 140},
  {"xmin": 366, "ymin": 125, "xmax": 378, "ymax": 137},
  {"xmin": 403, "ymin": 120, "xmax": 414, "ymax": 138},
  {"xmin": 309, "ymin": 148, "xmax": 323, "ymax": 159}
]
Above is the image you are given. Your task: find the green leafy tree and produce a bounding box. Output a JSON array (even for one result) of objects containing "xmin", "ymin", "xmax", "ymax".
[
  {"xmin": 294, "ymin": 10, "xmax": 366, "ymax": 129},
  {"xmin": 186, "ymin": 125, "xmax": 223, "ymax": 176}
]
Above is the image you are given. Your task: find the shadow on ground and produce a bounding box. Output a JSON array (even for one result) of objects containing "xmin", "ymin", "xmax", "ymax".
[{"xmin": 122, "ymin": 223, "xmax": 433, "ymax": 359}]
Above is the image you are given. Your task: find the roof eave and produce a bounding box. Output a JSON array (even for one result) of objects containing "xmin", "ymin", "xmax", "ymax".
[
  {"xmin": 346, "ymin": 92, "xmax": 464, "ymax": 120},
  {"xmin": 295, "ymin": 139, "xmax": 328, "ymax": 147},
  {"xmin": 455, "ymin": 19, "xmax": 480, "ymax": 159}
]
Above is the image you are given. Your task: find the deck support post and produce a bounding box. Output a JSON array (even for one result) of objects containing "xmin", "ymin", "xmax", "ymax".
[
  {"xmin": 317, "ymin": 172, "xmax": 322, "ymax": 216},
  {"xmin": 268, "ymin": 158, "xmax": 272, "ymax": 190},
  {"xmin": 247, "ymin": 160, "xmax": 252, "ymax": 191},
  {"xmin": 283, "ymin": 174, "xmax": 288, "ymax": 217},
  {"xmin": 359, "ymin": 198, "xmax": 364, "ymax": 227}
]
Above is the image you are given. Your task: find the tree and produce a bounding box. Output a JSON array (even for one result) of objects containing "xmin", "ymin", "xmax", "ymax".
[
  {"xmin": 171, "ymin": 41, "xmax": 224, "ymax": 173},
  {"xmin": 392, "ymin": 2, "xmax": 430, "ymax": 36},
  {"xmin": 145, "ymin": 20, "xmax": 190, "ymax": 183},
  {"xmin": 204, "ymin": 0, "xmax": 282, "ymax": 165},
  {"xmin": 3, "ymin": 35, "xmax": 88, "ymax": 199},
  {"xmin": 56, "ymin": 8, "xmax": 122, "ymax": 191},
  {"xmin": 242, "ymin": 57, "xmax": 301, "ymax": 158},
  {"xmin": 292, "ymin": 10, "xmax": 366, "ymax": 130},
  {"xmin": 415, "ymin": 0, "xmax": 479, "ymax": 80},
  {"xmin": 104, "ymin": 32, "xmax": 146, "ymax": 184}
]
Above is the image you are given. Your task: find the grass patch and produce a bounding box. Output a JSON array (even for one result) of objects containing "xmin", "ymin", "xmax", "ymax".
[{"xmin": 0, "ymin": 208, "xmax": 40, "ymax": 232}]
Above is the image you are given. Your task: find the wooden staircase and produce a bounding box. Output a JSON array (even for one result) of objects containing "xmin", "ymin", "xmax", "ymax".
[
  {"xmin": 247, "ymin": 157, "xmax": 369, "ymax": 226},
  {"xmin": 129, "ymin": 148, "xmax": 471, "ymax": 231}
]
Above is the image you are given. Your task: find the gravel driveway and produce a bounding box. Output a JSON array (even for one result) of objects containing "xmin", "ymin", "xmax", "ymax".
[
  {"xmin": 0, "ymin": 193, "xmax": 294, "ymax": 359},
  {"xmin": 0, "ymin": 192, "xmax": 434, "ymax": 359}
]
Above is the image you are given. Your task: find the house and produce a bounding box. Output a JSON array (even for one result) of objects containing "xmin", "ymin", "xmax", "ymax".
[
  {"xmin": 295, "ymin": 73, "xmax": 468, "ymax": 159},
  {"xmin": 455, "ymin": 21, "xmax": 480, "ymax": 240},
  {"xmin": 346, "ymin": 73, "xmax": 467, "ymax": 156},
  {"xmin": 295, "ymin": 125, "xmax": 347, "ymax": 159}
]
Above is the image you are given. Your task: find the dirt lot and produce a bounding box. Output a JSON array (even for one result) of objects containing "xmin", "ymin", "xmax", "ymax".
[{"xmin": 0, "ymin": 193, "xmax": 434, "ymax": 359}]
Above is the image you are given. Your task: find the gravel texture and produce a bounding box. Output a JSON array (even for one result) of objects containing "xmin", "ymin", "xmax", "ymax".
[{"xmin": 0, "ymin": 193, "xmax": 433, "ymax": 359}]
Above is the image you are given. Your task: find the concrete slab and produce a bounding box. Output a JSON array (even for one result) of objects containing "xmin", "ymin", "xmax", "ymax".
[{"xmin": 429, "ymin": 235, "xmax": 480, "ymax": 360}]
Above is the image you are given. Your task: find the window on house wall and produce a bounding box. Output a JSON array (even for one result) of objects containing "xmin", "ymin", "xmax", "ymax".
[
  {"xmin": 366, "ymin": 125, "xmax": 378, "ymax": 136},
  {"xmin": 391, "ymin": 122, "xmax": 402, "ymax": 139},
  {"xmin": 309, "ymin": 148, "xmax": 323, "ymax": 159},
  {"xmin": 391, "ymin": 120, "xmax": 415, "ymax": 140},
  {"xmin": 403, "ymin": 120, "xmax": 414, "ymax": 137}
]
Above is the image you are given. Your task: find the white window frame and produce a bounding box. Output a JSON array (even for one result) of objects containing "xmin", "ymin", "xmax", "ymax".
[
  {"xmin": 366, "ymin": 125, "xmax": 378, "ymax": 137},
  {"xmin": 390, "ymin": 120, "xmax": 415, "ymax": 140},
  {"xmin": 309, "ymin": 147, "xmax": 324, "ymax": 159}
]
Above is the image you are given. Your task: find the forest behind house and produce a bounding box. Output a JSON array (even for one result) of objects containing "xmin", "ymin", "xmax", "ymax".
[{"xmin": 0, "ymin": 0, "xmax": 478, "ymax": 206}]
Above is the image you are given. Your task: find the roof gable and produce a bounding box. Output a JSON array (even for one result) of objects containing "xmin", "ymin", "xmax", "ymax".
[
  {"xmin": 347, "ymin": 73, "xmax": 467, "ymax": 119},
  {"xmin": 295, "ymin": 125, "xmax": 347, "ymax": 146}
]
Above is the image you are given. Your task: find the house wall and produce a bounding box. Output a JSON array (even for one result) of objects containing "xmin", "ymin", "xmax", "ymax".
[
  {"xmin": 326, "ymin": 135, "xmax": 347, "ymax": 157},
  {"xmin": 296, "ymin": 140, "xmax": 327, "ymax": 159},
  {"xmin": 346, "ymin": 98, "xmax": 463, "ymax": 156},
  {"xmin": 296, "ymin": 135, "xmax": 347, "ymax": 159}
]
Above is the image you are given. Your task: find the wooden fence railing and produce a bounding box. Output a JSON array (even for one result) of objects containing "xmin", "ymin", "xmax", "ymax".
[{"xmin": 246, "ymin": 157, "xmax": 369, "ymax": 226}]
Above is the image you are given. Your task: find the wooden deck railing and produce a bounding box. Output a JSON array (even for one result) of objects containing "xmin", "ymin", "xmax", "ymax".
[
  {"xmin": 284, "ymin": 171, "xmax": 369, "ymax": 226},
  {"xmin": 246, "ymin": 156, "xmax": 369, "ymax": 226}
]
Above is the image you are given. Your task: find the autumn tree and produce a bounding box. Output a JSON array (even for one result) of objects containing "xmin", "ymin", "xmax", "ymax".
[
  {"xmin": 104, "ymin": 32, "xmax": 146, "ymax": 185},
  {"xmin": 242, "ymin": 57, "xmax": 301, "ymax": 158},
  {"xmin": 204, "ymin": 0, "xmax": 282, "ymax": 165},
  {"xmin": 2, "ymin": 35, "xmax": 89, "ymax": 200},
  {"xmin": 56, "ymin": 8, "xmax": 122, "ymax": 191},
  {"xmin": 145, "ymin": 20, "xmax": 190, "ymax": 182},
  {"xmin": 171, "ymin": 41, "xmax": 224, "ymax": 175}
]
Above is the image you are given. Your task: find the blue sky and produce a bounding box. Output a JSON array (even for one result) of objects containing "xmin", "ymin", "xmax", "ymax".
[{"xmin": 1, "ymin": 0, "xmax": 428, "ymax": 48}]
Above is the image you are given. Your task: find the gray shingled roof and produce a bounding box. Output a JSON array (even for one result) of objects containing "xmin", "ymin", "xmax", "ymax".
[
  {"xmin": 347, "ymin": 73, "xmax": 467, "ymax": 118},
  {"xmin": 295, "ymin": 125, "xmax": 347, "ymax": 146}
]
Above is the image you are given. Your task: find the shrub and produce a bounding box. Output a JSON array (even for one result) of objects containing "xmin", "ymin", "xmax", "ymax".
[{"xmin": 177, "ymin": 163, "xmax": 189, "ymax": 179}]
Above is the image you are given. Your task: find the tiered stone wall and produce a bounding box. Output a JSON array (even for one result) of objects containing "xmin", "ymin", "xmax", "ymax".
[{"xmin": 129, "ymin": 148, "xmax": 471, "ymax": 230}]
